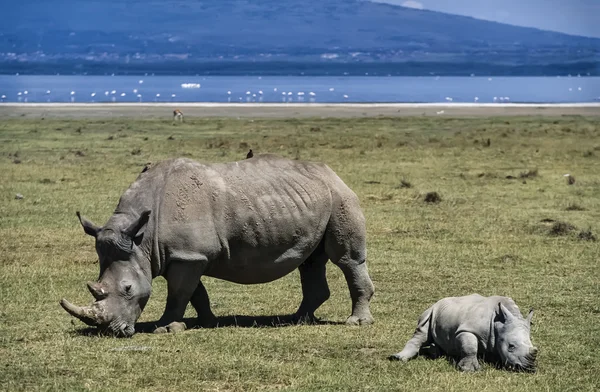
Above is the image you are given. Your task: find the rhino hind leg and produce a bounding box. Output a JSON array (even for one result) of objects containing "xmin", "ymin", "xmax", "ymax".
[
  {"xmin": 294, "ymin": 247, "xmax": 330, "ymax": 323},
  {"xmin": 324, "ymin": 205, "xmax": 374, "ymax": 326},
  {"xmin": 190, "ymin": 280, "xmax": 218, "ymax": 328},
  {"xmin": 456, "ymin": 332, "xmax": 481, "ymax": 372},
  {"xmin": 389, "ymin": 306, "xmax": 433, "ymax": 362}
]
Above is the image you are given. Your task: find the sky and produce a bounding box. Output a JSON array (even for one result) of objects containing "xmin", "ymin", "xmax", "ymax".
[{"xmin": 371, "ymin": 0, "xmax": 600, "ymax": 38}]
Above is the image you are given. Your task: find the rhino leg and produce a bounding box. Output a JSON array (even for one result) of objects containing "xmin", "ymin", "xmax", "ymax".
[
  {"xmin": 324, "ymin": 209, "xmax": 374, "ymax": 326},
  {"xmin": 294, "ymin": 248, "xmax": 330, "ymax": 323},
  {"xmin": 389, "ymin": 306, "xmax": 433, "ymax": 361},
  {"xmin": 154, "ymin": 259, "xmax": 204, "ymax": 333},
  {"xmin": 325, "ymin": 237, "xmax": 375, "ymax": 325},
  {"xmin": 456, "ymin": 332, "xmax": 481, "ymax": 372},
  {"xmin": 190, "ymin": 280, "xmax": 217, "ymax": 328}
]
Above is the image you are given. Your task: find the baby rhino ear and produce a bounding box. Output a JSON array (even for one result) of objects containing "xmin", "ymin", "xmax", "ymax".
[
  {"xmin": 526, "ymin": 308, "xmax": 534, "ymax": 324},
  {"xmin": 496, "ymin": 302, "xmax": 515, "ymax": 323}
]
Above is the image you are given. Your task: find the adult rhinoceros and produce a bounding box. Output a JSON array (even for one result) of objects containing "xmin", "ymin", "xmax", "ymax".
[{"xmin": 61, "ymin": 155, "xmax": 375, "ymax": 337}]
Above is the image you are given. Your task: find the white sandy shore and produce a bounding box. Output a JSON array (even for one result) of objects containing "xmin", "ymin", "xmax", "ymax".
[{"xmin": 0, "ymin": 102, "xmax": 599, "ymax": 118}]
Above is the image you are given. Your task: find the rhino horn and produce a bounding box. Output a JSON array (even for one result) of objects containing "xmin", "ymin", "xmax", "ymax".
[
  {"xmin": 87, "ymin": 281, "xmax": 108, "ymax": 300},
  {"xmin": 60, "ymin": 298, "xmax": 100, "ymax": 326}
]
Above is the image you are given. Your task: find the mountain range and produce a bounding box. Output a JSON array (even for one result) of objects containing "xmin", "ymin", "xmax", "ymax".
[{"xmin": 2, "ymin": 0, "xmax": 599, "ymax": 75}]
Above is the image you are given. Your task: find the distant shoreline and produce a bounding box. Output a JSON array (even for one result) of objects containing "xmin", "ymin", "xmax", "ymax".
[{"xmin": 1, "ymin": 103, "xmax": 599, "ymax": 118}]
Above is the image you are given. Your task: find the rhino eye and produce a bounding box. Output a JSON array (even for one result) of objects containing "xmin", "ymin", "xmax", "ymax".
[
  {"xmin": 508, "ymin": 344, "xmax": 516, "ymax": 352},
  {"xmin": 125, "ymin": 284, "xmax": 132, "ymax": 293}
]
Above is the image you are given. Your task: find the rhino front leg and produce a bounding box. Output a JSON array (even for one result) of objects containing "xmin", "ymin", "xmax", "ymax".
[
  {"xmin": 456, "ymin": 332, "xmax": 481, "ymax": 372},
  {"xmin": 190, "ymin": 280, "xmax": 218, "ymax": 328},
  {"xmin": 389, "ymin": 306, "xmax": 433, "ymax": 362},
  {"xmin": 154, "ymin": 260, "xmax": 204, "ymax": 334},
  {"xmin": 294, "ymin": 250, "xmax": 330, "ymax": 323}
]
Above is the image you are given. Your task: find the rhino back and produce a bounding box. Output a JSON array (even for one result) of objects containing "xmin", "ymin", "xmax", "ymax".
[{"xmin": 156, "ymin": 156, "xmax": 336, "ymax": 283}]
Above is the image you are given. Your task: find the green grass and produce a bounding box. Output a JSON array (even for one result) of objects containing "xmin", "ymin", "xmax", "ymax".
[{"xmin": 1, "ymin": 115, "xmax": 599, "ymax": 391}]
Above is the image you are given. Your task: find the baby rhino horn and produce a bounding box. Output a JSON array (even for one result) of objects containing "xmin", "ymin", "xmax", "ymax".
[{"xmin": 87, "ymin": 281, "xmax": 108, "ymax": 300}]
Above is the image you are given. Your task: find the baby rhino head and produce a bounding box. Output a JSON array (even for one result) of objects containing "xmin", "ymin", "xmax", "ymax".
[{"xmin": 494, "ymin": 302, "xmax": 538, "ymax": 372}]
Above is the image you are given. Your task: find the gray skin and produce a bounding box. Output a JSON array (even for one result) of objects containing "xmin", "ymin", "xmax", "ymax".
[
  {"xmin": 389, "ymin": 294, "xmax": 538, "ymax": 372},
  {"xmin": 60, "ymin": 155, "xmax": 375, "ymax": 337}
]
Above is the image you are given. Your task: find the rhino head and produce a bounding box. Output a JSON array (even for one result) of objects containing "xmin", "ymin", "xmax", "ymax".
[
  {"xmin": 60, "ymin": 211, "xmax": 152, "ymax": 337},
  {"xmin": 494, "ymin": 302, "xmax": 538, "ymax": 372}
]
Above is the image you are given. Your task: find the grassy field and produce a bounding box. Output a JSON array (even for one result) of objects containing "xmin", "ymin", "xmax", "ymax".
[{"xmin": 1, "ymin": 115, "xmax": 599, "ymax": 391}]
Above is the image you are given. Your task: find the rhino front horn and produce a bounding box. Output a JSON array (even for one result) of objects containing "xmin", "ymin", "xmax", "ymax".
[{"xmin": 60, "ymin": 298, "xmax": 99, "ymax": 326}]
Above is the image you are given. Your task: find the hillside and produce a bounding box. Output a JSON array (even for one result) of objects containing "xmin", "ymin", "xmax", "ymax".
[{"xmin": 1, "ymin": 0, "xmax": 599, "ymax": 75}]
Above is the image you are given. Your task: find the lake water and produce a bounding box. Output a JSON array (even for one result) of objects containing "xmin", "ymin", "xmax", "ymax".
[{"xmin": 0, "ymin": 75, "xmax": 599, "ymax": 104}]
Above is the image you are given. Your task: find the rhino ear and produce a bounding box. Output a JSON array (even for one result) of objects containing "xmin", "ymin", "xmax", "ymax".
[
  {"xmin": 124, "ymin": 210, "xmax": 151, "ymax": 240},
  {"xmin": 497, "ymin": 302, "xmax": 515, "ymax": 323},
  {"xmin": 76, "ymin": 211, "xmax": 100, "ymax": 238},
  {"xmin": 526, "ymin": 308, "xmax": 534, "ymax": 324}
]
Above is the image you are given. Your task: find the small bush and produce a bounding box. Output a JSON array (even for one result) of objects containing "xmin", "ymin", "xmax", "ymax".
[
  {"xmin": 578, "ymin": 229, "xmax": 597, "ymax": 241},
  {"xmin": 398, "ymin": 179, "xmax": 412, "ymax": 189},
  {"xmin": 520, "ymin": 168, "xmax": 538, "ymax": 179},
  {"xmin": 566, "ymin": 203, "xmax": 585, "ymax": 211},
  {"xmin": 549, "ymin": 221, "xmax": 576, "ymax": 236},
  {"xmin": 424, "ymin": 192, "xmax": 442, "ymax": 203}
]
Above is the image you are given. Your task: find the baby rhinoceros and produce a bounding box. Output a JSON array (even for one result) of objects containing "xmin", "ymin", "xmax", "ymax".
[{"xmin": 389, "ymin": 294, "xmax": 538, "ymax": 372}]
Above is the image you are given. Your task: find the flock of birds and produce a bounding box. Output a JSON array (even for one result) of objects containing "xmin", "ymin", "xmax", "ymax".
[{"xmin": 0, "ymin": 75, "xmax": 591, "ymax": 103}]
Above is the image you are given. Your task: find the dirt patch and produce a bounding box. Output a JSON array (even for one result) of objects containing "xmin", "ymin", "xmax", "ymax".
[{"xmin": 494, "ymin": 254, "xmax": 523, "ymax": 263}]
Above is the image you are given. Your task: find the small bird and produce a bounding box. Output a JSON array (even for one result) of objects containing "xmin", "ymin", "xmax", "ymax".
[
  {"xmin": 246, "ymin": 149, "xmax": 254, "ymax": 159},
  {"xmin": 564, "ymin": 174, "xmax": 575, "ymax": 185}
]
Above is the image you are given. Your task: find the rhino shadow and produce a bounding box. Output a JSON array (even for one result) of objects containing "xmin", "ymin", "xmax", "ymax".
[
  {"xmin": 416, "ymin": 345, "xmax": 517, "ymax": 372},
  {"xmin": 74, "ymin": 314, "xmax": 342, "ymax": 336}
]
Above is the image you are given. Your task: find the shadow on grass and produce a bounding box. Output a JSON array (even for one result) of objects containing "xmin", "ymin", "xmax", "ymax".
[
  {"xmin": 391, "ymin": 346, "xmax": 535, "ymax": 373},
  {"xmin": 73, "ymin": 314, "xmax": 343, "ymax": 337}
]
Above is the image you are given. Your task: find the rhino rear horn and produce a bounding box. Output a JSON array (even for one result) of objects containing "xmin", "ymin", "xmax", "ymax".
[
  {"xmin": 76, "ymin": 211, "xmax": 101, "ymax": 237},
  {"xmin": 124, "ymin": 210, "xmax": 151, "ymax": 239},
  {"xmin": 87, "ymin": 281, "xmax": 108, "ymax": 300}
]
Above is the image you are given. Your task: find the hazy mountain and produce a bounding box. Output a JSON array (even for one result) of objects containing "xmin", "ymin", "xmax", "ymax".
[{"xmin": 2, "ymin": 0, "xmax": 598, "ymax": 75}]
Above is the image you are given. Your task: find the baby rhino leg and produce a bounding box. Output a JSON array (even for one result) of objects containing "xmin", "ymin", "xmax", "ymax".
[
  {"xmin": 389, "ymin": 307, "xmax": 432, "ymax": 361},
  {"xmin": 456, "ymin": 332, "xmax": 481, "ymax": 372}
]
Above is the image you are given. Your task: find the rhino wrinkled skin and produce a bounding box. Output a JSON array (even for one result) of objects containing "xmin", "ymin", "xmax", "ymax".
[
  {"xmin": 61, "ymin": 155, "xmax": 375, "ymax": 336},
  {"xmin": 389, "ymin": 294, "xmax": 538, "ymax": 372}
]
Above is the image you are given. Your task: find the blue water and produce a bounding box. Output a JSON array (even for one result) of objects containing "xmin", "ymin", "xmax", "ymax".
[{"xmin": 0, "ymin": 75, "xmax": 599, "ymax": 103}]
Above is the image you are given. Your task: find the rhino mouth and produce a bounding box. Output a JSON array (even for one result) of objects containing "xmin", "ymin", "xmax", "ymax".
[{"xmin": 506, "ymin": 354, "xmax": 537, "ymax": 373}]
